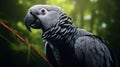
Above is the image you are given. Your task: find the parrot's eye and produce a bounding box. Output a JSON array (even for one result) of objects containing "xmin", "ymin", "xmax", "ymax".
[{"xmin": 40, "ymin": 8, "xmax": 47, "ymax": 15}]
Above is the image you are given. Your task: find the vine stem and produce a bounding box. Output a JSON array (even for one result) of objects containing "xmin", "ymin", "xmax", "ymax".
[{"xmin": 0, "ymin": 21, "xmax": 52, "ymax": 67}]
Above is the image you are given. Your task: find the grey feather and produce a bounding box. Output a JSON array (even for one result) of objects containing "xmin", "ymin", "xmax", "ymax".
[
  {"xmin": 74, "ymin": 35, "xmax": 112, "ymax": 67},
  {"xmin": 24, "ymin": 5, "xmax": 117, "ymax": 67}
]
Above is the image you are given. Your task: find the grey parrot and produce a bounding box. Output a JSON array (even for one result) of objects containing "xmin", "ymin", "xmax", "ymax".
[{"xmin": 24, "ymin": 5, "xmax": 117, "ymax": 67}]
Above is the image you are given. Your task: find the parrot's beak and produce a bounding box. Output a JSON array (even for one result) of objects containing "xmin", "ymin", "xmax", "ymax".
[
  {"xmin": 25, "ymin": 11, "xmax": 42, "ymax": 32},
  {"xmin": 24, "ymin": 12, "xmax": 35, "ymax": 32}
]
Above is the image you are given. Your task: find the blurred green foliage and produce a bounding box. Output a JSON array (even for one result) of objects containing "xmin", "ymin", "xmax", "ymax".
[{"xmin": 0, "ymin": 0, "xmax": 120, "ymax": 67}]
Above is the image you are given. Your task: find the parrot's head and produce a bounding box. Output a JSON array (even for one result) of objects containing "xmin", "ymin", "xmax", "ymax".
[{"xmin": 24, "ymin": 5, "xmax": 63, "ymax": 32}]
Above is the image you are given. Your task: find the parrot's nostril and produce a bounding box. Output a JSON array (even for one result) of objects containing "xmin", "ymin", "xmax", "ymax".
[
  {"xmin": 30, "ymin": 11, "xmax": 39, "ymax": 19},
  {"xmin": 30, "ymin": 10, "xmax": 33, "ymax": 15}
]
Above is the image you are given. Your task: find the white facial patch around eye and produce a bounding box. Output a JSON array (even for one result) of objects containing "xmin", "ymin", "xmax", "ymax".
[{"xmin": 40, "ymin": 8, "xmax": 48, "ymax": 15}]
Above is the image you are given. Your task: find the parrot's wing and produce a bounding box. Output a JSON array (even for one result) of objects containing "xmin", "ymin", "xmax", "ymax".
[
  {"xmin": 45, "ymin": 41, "xmax": 59, "ymax": 67},
  {"xmin": 74, "ymin": 35, "xmax": 113, "ymax": 67}
]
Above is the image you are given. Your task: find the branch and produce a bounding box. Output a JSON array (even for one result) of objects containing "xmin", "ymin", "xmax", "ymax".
[{"xmin": 0, "ymin": 21, "xmax": 52, "ymax": 67}]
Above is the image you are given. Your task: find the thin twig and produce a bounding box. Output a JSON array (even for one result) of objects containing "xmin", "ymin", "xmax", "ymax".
[{"xmin": 0, "ymin": 21, "xmax": 52, "ymax": 67}]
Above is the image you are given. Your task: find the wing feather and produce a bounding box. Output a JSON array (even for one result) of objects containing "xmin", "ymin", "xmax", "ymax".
[
  {"xmin": 74, "ymin": 36, "xmax": 113, "ymax": 67},
  {"xmin": 45, "ymin": 41, "xmax": 59, "ymax": 67}
]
